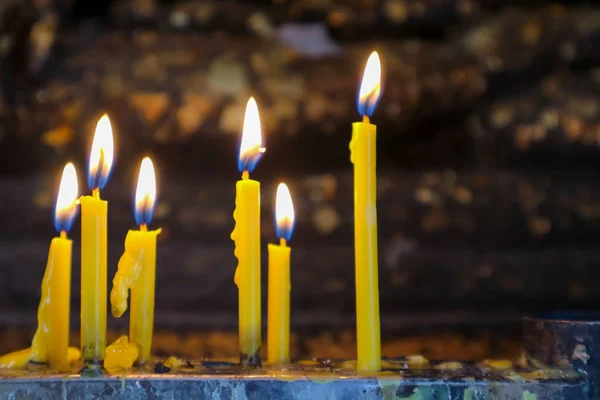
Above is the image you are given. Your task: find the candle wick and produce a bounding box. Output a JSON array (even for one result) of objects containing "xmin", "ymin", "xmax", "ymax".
[
  {"xmin": 280, "ymin": 238, "xmax": 287, "ymax": 247},
  {"xmin": 92, "ymin": 148, "xmax": 105, "ymax": 191},
  {"xmin": 242, "ymin": 170, "xmax": 250, "ymax": 180},
  {"xmin": 361, "ymin": 89, "xmax": 378, "ymax": 120},
  {"xmin": 60, "ymin": 230, "xmax": 67, "ymax": 239},
  {"xmin": 139, "ymin": 196, "xmax": 153, "ymax": 226},
  {"xmin": 140, "ymin": 224, "xmax": 148, "ymax": 232},
  {"xmin": 95, "ymin": 149, "xmax": 105, "ymax": 189},
  {"xmin": 92, "ymin": 187, "xmax": 100, "ymax": 199},
  {"xmin": 362, "ymin": 115, "xmax": 370, "ymax": 124}
]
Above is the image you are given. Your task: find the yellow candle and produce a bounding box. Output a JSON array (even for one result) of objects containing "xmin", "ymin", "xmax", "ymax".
[
  {"xmin": 0, "ymin": 164, "xmax": 79, "ymax": 370},
  {"xmin": 111, "ymin": 157, "xmax": 161, "ymax": 365},
  {"xmin": 32, "ymin": 233, "xmax": 72, "ymax": 369},
  {"xmin": 81, "ymin": 114, "xmax": 114, "ymax": 364},
  {"xmin": 129, "ymin": 225, "xmax": 159, "ymax": 364},
  {"xmin": 350, "ymin": 51, "xmax": 382, "ymax": 372},
  {"xmin": 40, "ymin": 164, "xmax": 78, "ymax": 368},
  {"xmin": 267, "ymin": 183, "xmax": 295, "ymax": 364},
  {"xmin": 46, "ymin": 232, "xmax": 72, "ymax": 369},
  {"xmin": 231, "ymin": 97, "xmax": 265, "ymax": 365}
]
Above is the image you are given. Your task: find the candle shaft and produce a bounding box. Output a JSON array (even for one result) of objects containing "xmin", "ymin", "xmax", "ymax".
[
  {"xmin": 80, "ymin": 189, "xmax": 107, "ymax": 363},
  {"xmin": 350, "ymin": 119, "xmax": 381, "ymax": 372},
  {"xmin": 232, "ymin": 172, "xmax": 261, "ymax": 364},
  {"xmin": 30, "ymin": 233, "xmax": 72, "ymax": 369},
  {"xmin": 267, "ymin": 240, "xmax": 291, "ymax": 364},
  {"xmin": 111, "ymin": 228, "xmax": 161, "ymax": 365},
  {"xmin": 48, "ymin": 234, "xmax": 72, "ymax": 368},
  {"xmin": 130, "ymin": 226, "xmax": 159, "ymax": 364}
]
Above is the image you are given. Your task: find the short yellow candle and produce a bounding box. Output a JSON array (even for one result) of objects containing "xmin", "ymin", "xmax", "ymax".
[
  {"xmin": 81, "ymin": 114, "xmax": 114, "ymax": 364},
  {"xmin": 129, "ymin": 224, "xmax": 160, "ymax": 364},
  {"xmin": 40, "ymin": 163, "xmax": 78, "ymax": 369},
  {"xmin": 40, "ymin": 233, "xmax": 72, "ymax": 369},
  {"xmin": 0, "ymin": 163, "xmax": 79, "ymax": 370},
  {"xmin": 111, "ymin": 157, "xmax": 161, "ymax": 365},
  {"xmin": 350, "ymin": 51, "xmax": 382, "ymax": 372},
  {"xmin": 231, "ymin": 97, "xmax": 265, "ymax": 365},
  {"xmin": 267, "ymin": 183, "xmax": 295, "ymax": 364}
]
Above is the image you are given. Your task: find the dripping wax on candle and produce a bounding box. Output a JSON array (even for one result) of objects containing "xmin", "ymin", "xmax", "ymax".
[
  {"xmin": 35, "ymin": 163, "xmax": 79, "ymax": 369},
  {"xmin": 231, "ymin": 97, "xmax": 265, "ymax": 365},
  {"xmin": 0, "ymin": 163, "xmax": 79, "ymax": 369},
  {"xmin": 111, "ymin": 157, "xmax": 161, "ymax": 365}
]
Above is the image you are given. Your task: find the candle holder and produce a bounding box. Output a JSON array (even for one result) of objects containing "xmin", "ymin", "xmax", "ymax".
[{"xmin": 0, "ymin": 315, "xmax": 595, "ymax": 399}]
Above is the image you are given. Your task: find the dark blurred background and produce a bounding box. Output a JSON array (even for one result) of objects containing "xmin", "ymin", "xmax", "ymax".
[{"xmin": 0, "ymin": 0, "xmax": 600, "ymax": 360}]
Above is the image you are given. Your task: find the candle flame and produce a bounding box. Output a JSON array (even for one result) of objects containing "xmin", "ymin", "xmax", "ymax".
[
  {"xmin": 88, "ymin": 114, "xmax": 115, "ymax": 190},
  {"xmin": 275, "ymin": 183, "xmax": 295, "ymax": 242},
  {"xmin": 134, "ymin": 157, "xmax": 157, "ymax": 226},
  {"xmin": 357, "ymin": 51, "xmax": 382, "ymax": 117},
  {"xmin": 54, "ymin": 163, "xmax": 79, "ymax": 233},
  {"xmin": 238, "ymin": 97, "xmax": 265, "ymax": 173}
]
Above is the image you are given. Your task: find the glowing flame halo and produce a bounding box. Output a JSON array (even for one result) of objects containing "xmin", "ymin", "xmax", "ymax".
[
  {"xmin": 357, "ymin": 51, "xmax": 382, "ymax": 117},
  {"xmin": 54, "ymin": 163, "xmax": 79, "ymax": 233},
  {"xmin": 134, "ymin": 157, "xmax": 157, "ymax": 226},
  {"xmin": 238, "ymin": 97, "xmax": 265, "ymax": 173},
  {"xmin": 275, "ymin": 183, "xmax": 295, "ymax": 242},
  {"xmin": 88, "ymin": 114, "xmax": 115, "ymax": 190}
]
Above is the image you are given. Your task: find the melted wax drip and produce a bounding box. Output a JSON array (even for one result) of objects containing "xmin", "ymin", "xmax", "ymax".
[
  {"xmin": 111, "ymin": 233, "xmax": 143, "ymax": 318},
  {"xmin": 349, "ymin": 130, "xmax": 358, "ymax": 165},
  {"xmin": 104, "ymin": 335, "xmax": 138, "ymax": 373},
  {"xmin": 111, "ymin": 229, "xmax": 161, "ymax": 318},
  {"xmin": 30, "ymin": 252, "xmax": 54, "ymax": 362},
  {"xmin": 0, "ymin": 241, "xmax": 81, "ymax": 369},
  {"xmin": 231, "ymin": 203, "xmax": 242, "ymax": 288}
]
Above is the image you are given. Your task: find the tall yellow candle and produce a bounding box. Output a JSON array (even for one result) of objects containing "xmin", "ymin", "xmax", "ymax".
[
  {"xmin": 267, "ymin": 183, "xmax": 295, "ymax": 364},
  {"xmin": 111, "ymin": 157, "xmax": 161, "ymax": 365},
  {"xmin": 350, "ymin": 51, "xmax": 382, "ymax": 372},
  {"xmin": 81, "ymin": 114, "xmax": 114, "ymax": 365},
  {"xmin": 231, "ymin": 97, "xmax": 265, "ymax": 365}
]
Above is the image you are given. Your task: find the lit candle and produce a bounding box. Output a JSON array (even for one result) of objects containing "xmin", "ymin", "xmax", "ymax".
[
  {"xmin": 350, "ymin": 51, "xmax": 382, "ymax": 372},
  {"xmin": 231, "ymin": 97, "xmax": 265, "ymax": 365},
  {"xmin": 110, "ymin": 157, "xmax": 161, "ymax": 365},
  {"xmin": 34, "ymin": 163, "xmax": 79, "ymax": 369},
  {"xmin": 267, "ymin": 183, "xmax": 294, "ymax": 364},
  {"xmin": 0, "ymin": 164, "xmax": 79, "ymax": 370},
  {"xmin": 80, "ymin": 114, "xmax": 114, "ymax": 365}
]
